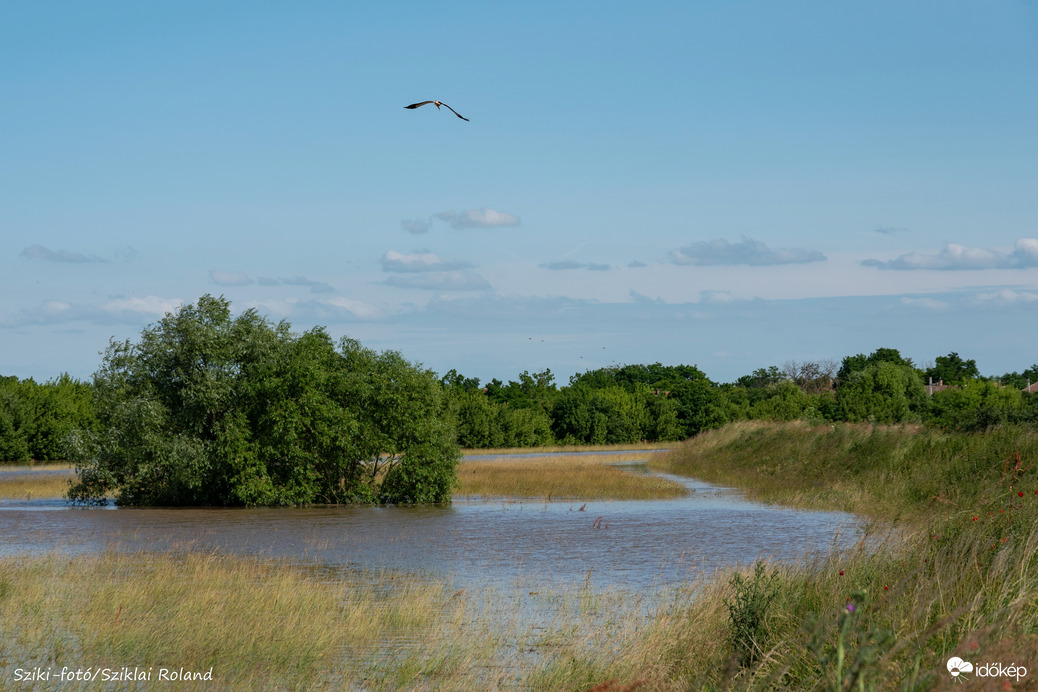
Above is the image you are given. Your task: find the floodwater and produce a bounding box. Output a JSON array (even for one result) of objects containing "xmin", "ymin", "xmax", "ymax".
[{"xmin": 0, "ymin": 453, "xmax": 863, "ymax": 591}]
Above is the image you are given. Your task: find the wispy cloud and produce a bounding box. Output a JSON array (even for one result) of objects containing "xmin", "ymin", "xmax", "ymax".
[
  {"xmin": 671, "ymin": 237, "xmax": 826, "ymax": 266},
  {"xmin": 103, "ymin": 296, "xmax": 184, "ymax": 316},
  {"xmin": 209, "ymin": 270, "xmax": 253, "ymax": 286},
  {"xmin": 1, "ymin": 295, "xmax": 183, "ymax": 328},
  {"xmin": 540, "ymin": 260, "xmax": 611, "ymax": 271},
  {"xmin": 256, "ymin": 276, "xmax": 334, "ymax": 293},
  {"xmin": 249, "ymin": 297, "xmax": 381, "ymax": 321},
  {"xmin": 402, "ymin": 208, "xmax": 521, "ymax": 233},
  {"xmin": 401, "ymin": 219, "xmax": 431, "ymax": 234},
  {"xmin": 862, "ymin": 238, "xmax": 1038, "ymax": 270},
  {"xmin": 385, "ymin": 271, "xmax": 490, "ymax": 291},
  {"xmin": 628, "ymin": 260, "xmax": 648, "ymax": 268},
  {"xmin": 21, "ymin": 245, "xmax": 108, "ymax": 263},
  {"xmin": 630, "ymin": 290, "xmax": 663, "ymax": 304},
  {"xmin": 433, "ymin": 208, "xmax": 520, "ymax": 229},
  {"xmin": 381, "ymin": 250, "xmax": 474, "ymax": 273},
  {"xmin": 434, "ymin": 208, "xmax": 520, "ymax": 229},
  {"xmin": 699, "ymin": 290, "xmax": 737, "ymax": 304},
  {"xmin": 973, "ymin": 289, "xmax": 1038, "ymax": 305},
  {"xmin": 900, "ymin": 296, "xmax": 951, "ymax": 311}
]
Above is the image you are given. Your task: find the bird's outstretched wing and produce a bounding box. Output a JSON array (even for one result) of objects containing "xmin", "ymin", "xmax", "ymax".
[
  {"xmin": 439, "ymin": 102, "xmax": 469, "ymax": 121},
  {"xmin": 403, "ymin": 100, "xmax": 470, "ymax": 121}
]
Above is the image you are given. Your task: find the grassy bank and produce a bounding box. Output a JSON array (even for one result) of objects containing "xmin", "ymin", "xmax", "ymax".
[
  {"xmin": 602, "ymin": 421, "xmax": 1038, "ymax": 690},
  {"xmin": 650, "ymin": 420, "xmax": 1038, "ymax": 524},
  {"xmin": 4, "ymin": 425, "xmax": 1036, "ymax": 689},
  {"xmin": 457, "ymin": 452, "xmax": 687, "ymax": 500}
]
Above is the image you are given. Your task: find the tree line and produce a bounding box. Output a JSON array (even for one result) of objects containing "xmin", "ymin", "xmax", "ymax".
[
  {"xmin": 4, "ymin": 345, "xmax": 1037, "ymax": 460},
  {"xmin": 1, "ymin": 295, "xmax": 1036, "ymax": 506},
  {"xmin": 438, "ymin": 348, "xmax": 1038, "ymax": 447}
]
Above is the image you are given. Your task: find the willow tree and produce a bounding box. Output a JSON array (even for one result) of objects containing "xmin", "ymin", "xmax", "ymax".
[{"xmin": 67, "ymin": 295, "xmax": 458, "ymax": 506}]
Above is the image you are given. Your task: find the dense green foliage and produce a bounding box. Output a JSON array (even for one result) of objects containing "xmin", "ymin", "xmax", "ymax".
[
  {"xmin": 0, "ymin": 373, "xmax": 97, "ymax": 461},
  {"xmin": 64, "ymin": 295, "xmax": 458, "ymax": 506},
  {"xmin": 440, "ymin": 348, "xmax": 1038, "ymax": 447},
  {"xmin": 6, "ymin": 323, "xmax": 1037, "ymax": 465}
]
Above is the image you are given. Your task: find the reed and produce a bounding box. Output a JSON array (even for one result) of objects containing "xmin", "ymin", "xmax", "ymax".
[
  {"xmin": 456, "ymin": 453, "xmax": 687, "ymax": 500},
  {"xmin": 0, "ymin": 470, "xmax": 74, "ymax": 500},
  {"xmin": 0, "ymin": 550, "xmax": 478, "ymax": 690},
  {"xmin": 570, "ymin": 420, "xmax": 1038, "ymax": 690},
  {"xmin": 463, "ymin": 442, "xmax": 672, "ymax": 456},
  {"xmin": 5, "ymin": 426, "xmax": 1036, "ymax": 689}
]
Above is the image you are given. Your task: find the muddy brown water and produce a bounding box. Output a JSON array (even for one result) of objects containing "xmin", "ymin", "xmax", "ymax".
[{"xmin": 0, "ymin": 454, "xmax": 863, "ymax": 590}]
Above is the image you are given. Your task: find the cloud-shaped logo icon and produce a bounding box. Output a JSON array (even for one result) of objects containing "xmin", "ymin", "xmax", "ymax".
[{"xmin": 947, "ymin": 656, "xmax": 974, "ymax": 678}]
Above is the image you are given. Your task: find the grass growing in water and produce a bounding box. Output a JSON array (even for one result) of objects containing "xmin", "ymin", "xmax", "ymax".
[
  {"xmin": 462, "ymin": 442, "xmax": 671, "ymax": 456},
  {"xmin": 456, "ymin": 452, "xmax": 687, "ymax": 500},
  {"xmin": 0, "ymin": 469, "xmax": 74, "ymax": 500},
  {"xmin": 0, "ymin": 550, "xmax": 487, "ymax": 690},
  {"xmin": 5, "ymin": 426, "xmax": 1036, "ymax": 689}
]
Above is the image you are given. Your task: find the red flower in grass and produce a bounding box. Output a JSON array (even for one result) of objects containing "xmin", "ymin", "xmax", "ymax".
[
  {"xmin": 839, "ymin": 570, "xmax": 844, "ymax": 576},
  {"xmin": 1020, "ymin": 491, "xmax": 1025, "ymax": 497},
  {"xmin": 972, "ymin": 516, "xmax": 978, "ymax": 521},
  {"xmin": 884, "ymin": 585, "xmax": 889, "ymax": 591}
]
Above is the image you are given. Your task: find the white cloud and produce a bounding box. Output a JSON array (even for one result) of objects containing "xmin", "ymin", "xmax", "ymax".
[
  {"xmin": 862, "ymin": 238, "xmax": 1038, "ymax": 270},
  {"xmin": 209, "ymin": 270, "xmax": 253, "ymax": 286},
  {"xmin": 381, "ymin": 250, "xmax": 474, "ymax": 273},
  {"xmin": 385, "ymin": 270, "xmax": 490, "ymax": 291},
  {"xmin": 973, "ymin": 289, "xmax": 1038, "ymax": 305},
  {"xmin": 433, "ymin": 208, "xmax": 520, "ymax": 229},
  {"xmin": 900, "ymin": 296, "xmax": 951, "ymax": 311},
  {"xmin": 256, "ymin": 276, "xmax": 333, "ymax": 293},
  {"xmin": 320, "ymin": 297, "xmax": 381, "ymax": 319},
  {"xmin": 103, "ymin": 296, "xmax": 184, "ymax": 316},
  {"xmin": 540, "ymin": 260, "xmax": 611, "ymax": 271},
  {"xmin": 699, "ymin": 290, "xmax": 737, "ymax": 304},
  {"xmin": 249, "ymin": 297, "xmax": 381, "ymax": 321},
  {"xmin": 1, "ymin": 295, "xmax": 183, "ymax": 328},
  {"xmin": 401, "ymin": 219, "xmax": 431, "ymax": 234},
  {"xmin": 629, "ymin": 290, "xmax": 663, "ymax": 304},
  {"xmin": 671, "ymin": 237, "xmax": 826, "ymax": 266},
  {"xmin": 21, "ymin": 245, "xmax": 107, "ymax": 263}
]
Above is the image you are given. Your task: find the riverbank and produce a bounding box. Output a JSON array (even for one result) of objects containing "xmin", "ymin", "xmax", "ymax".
[
  {"xmin": 641, "ymin": 420, "xmax": 1038, "ymax": 689},
  {"xmin": 2, "ymin": 423, "xmax": 1034, "ymax": 689}
]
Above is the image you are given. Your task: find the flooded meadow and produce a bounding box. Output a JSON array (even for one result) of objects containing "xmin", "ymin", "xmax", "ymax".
[{"xmin": 1, "ymin": 451, "xmax": 862, "ymax": 591}]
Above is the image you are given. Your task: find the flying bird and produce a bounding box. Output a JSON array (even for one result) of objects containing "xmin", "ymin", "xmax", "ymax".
[{"xmin": 404, "ymin": 100, "xmax": 469, "ymax": 122}]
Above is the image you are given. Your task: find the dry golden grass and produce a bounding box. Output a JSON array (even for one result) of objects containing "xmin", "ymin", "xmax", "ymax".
[
  {"xmin": 456, "ymin": 452, "xmax": 687, "ymax": 500},
  {"xmin": 0, "ymin": 550, "xmax": 482, "ymax": 690},
  {"xmin": 0, "ymin": 469, "xmax": 74, "ymax": 500},
  {"xmin": 462, "ymin": 441, "xmax": 672, "ymax": 456}
]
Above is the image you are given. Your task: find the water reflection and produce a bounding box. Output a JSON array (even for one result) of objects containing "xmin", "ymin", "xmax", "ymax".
[{"xmin": 0, "ymin": 458, "xmax": 861, "ymax": 590}]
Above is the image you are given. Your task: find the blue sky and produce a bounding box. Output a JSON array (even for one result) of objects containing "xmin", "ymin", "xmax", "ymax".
[{"xmin": 4, "ymin": 1, "xmax": 1038, "ymax": 385}]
